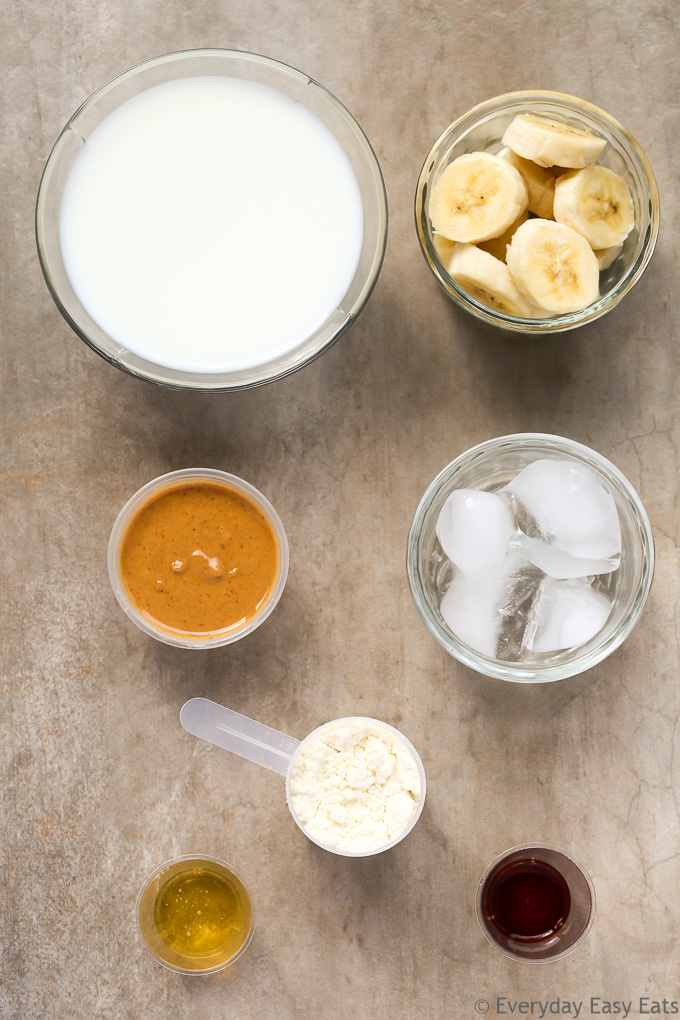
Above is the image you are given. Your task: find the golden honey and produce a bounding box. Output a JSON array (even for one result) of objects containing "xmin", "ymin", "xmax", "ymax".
[{"xmin": 137, "ymin": 857, "xmax": 253, "ymax": 972}]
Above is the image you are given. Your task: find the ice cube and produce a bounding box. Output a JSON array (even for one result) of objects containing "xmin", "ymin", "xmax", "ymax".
[
  {"xmin": 436, "ymin": 488, "xmax": 516, "ymax": 581},
  {"xmin": 439, "ymin": 550, "xmax": 533, "ymax": 659},
  {"xmin": 497, "ymin": 558, "xmax": 544, "ymax": 617},
  {"xmin": 504, "ymin": 459, "xmax": 621, "ymax": 562},
  {"xmin": 520, "ymin": 534, "xmax": 619, "ymax": 579},
  {"xmin": 495, "ymin": 560, "xmax": 544, "ymax": 661},
  {"xmin": 440, "ymin": 573, "xmax": 505, "ymax": 658},
  {"xmin": 523, "ymin": 578, "xmax": 612, "ymax": 654},
  {"xmin": 429, "ymin": 543, "xmax": 455, "ymax": 601}
]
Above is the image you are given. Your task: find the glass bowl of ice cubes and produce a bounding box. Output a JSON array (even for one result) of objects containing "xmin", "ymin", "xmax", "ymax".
[
  {"xmin": 414, "ymin": 91, "xmax": 659, "ymax": 333},
  {"xmin": 407, "ymin": 434, "xmax": 654, "ymax": 682}
]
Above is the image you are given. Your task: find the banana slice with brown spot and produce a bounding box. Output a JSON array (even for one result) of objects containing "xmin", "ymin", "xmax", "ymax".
[
  {"xmin": 428, "ymin": 152, "xmax": 528, "ymax": 243},
  {"xmin": 553, "ymin": 166, "xmax": 635, "ymax": 249},
  {"xmin": 447, "ymin": 243, "xmax": 540, "ymax": 316},
  {"xmin": 506, "ymin": 219, "xmax": 600, "ymax": 314}
]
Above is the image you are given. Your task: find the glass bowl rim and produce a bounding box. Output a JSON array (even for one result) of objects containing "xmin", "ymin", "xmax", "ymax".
[
  {"xmin": 107, "ymin": 467, "xmax": 289, "ymax": 648},
  {"xmin": 406, "ymin": 432, "xmax": 655, "ymax": 682},
  {"xmin": 414, "ymin": 89, "xmax": 660, "ymax": 334},
  {"xmin": 35, "ymin": 47, "xmax": 388, "ymax": 391}
]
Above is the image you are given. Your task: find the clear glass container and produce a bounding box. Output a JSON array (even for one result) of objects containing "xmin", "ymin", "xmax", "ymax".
[
  {"xmin": 36, "ymin": 48, "xmax": 388, "ymax": 390},
  {"xmin": 415, "ymin": 90, "xmax": 659, "ymax": 333},
  {"xmin": 136, "ymin": 854, "xmax": 254, "ymax": 974},
  {"xmin": 406, "ymin": 434, "xmax": 654, "ymax": 682},
  {"xmin": 108, "ymin": 468, "xmax": 289, "ymax": 648},
  {"xmin": 476, "ymin": 843, "xmax": 595, "ymax": 963}
]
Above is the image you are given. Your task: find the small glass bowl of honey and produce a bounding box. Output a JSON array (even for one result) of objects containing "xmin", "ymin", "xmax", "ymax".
[{"xmin": 136, "ymin": 854, "xmax": 254, "ymax": 974}]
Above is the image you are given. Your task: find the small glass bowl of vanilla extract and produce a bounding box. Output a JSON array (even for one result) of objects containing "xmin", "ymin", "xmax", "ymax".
[
  {"xmin": 136, "ymin": 855, "xmax": 254, "ymax": 974},
  {"xmin": 475, "ymin": 844, "xmax": 595, "ymax": 963}
]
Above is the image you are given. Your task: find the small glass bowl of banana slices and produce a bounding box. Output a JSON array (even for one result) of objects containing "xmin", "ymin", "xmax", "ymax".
[{"xmin": 415, "ymin": 91, "xmax": 659, "ymax": 333}]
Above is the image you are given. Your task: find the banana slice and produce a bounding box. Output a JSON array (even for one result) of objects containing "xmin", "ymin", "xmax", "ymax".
[
  {"xmin": 502, "ymin": 114, "xmax": 606, "ymax": 169},
  {"xmin": 447, "ymin": 243, "xmax": 538, "ymax": 316},
  {"xmin": 594, "ymin": 243, "xmax": 623, "ymax": 270},
  {"xmin": 553, "ymin": 166, "xmax": 635, "ymax": 249},
  {"xmin": 432, "ymin": 232, "xmax": 457, "ymax": 265},
  {"xmin": 428, "ymin": 152, "xmax": 528, "ymax": 243},
  {"xmin": 506, "ymin": 219, "xmax": 600, "ymax": 314},
  {"xmin": 498, "ymin": 146, "xmax": 555, "ymax": 219},
  {"xmin": 477, "ymin": 208, "xmax": 528, "ymax": 261}
]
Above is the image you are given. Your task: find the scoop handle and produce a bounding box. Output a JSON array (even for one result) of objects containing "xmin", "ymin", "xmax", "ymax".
[{"xmin": 180, "ymin": 697, "xmax": 300, "ymax": 777}]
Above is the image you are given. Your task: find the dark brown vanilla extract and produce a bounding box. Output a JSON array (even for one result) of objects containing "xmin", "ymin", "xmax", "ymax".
[{"xmin": 484, "ymin": 858, "xmax": 571, "ymax": 942}]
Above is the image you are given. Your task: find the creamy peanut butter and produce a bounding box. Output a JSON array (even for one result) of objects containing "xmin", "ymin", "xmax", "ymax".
[{"xmin": 120, "ymin": 482, "xmax": 278, "ymax": 636}]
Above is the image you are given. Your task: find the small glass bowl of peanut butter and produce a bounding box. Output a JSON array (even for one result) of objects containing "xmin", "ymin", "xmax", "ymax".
[{"xmin": 108, "ymin": 468, "xmax": 289, "ymax": 648}]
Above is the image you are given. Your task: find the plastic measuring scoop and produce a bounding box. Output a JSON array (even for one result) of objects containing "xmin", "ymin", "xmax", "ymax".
[
  {"xmin": 180, "ymin": 698, "xmax": 426, "ymax": 858},
  {"xmin": 180, "ymin": 697, "xmax": 300, "ymax": 776}
]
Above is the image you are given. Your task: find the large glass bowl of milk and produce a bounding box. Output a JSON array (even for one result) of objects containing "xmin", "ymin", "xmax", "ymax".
[{"xmin": 36, "ymin": 50, "xmax": 387, "ymax": 390}]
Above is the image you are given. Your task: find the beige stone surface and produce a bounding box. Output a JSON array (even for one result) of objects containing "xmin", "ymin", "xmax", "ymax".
[{"xmin": 2, "ymin": 1, "xmax": 680, "ymax": 1017}]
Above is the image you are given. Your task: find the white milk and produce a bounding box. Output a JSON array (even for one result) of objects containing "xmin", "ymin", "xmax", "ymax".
[{"xmin": 59, "ymin": 76, "xmax": 364, "ymax": 374}]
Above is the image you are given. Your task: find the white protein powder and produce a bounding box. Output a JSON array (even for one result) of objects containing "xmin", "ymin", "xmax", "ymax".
[{"xmin": 288, "ymin": 719, "xmax": 423, "ymax": 854}]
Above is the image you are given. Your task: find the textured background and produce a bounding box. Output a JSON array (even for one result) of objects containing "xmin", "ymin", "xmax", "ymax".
[{"xmin": 2, "ymin": 1, "xmax": 679, "ymax": 1017}]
